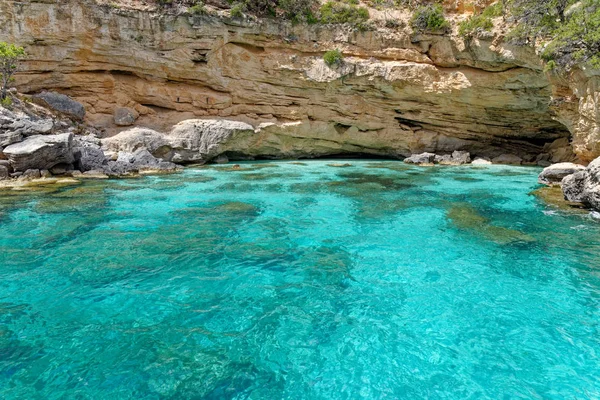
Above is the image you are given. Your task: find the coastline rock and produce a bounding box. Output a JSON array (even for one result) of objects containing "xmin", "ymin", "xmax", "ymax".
[
  {"xmin": 102, "ymin": 127, "xmax": 170, "ymax": 157},
  {"xmin": 19, "ymin": 169, "xmax": 41, "ymax": 180},
  {"xmin": 492, "ymin": 154, "xmax": 523, "ymax": 165},
  {"xmin": 3, "ymin": 133, "xmax": 74, "ymax": 172},
  {"xmin": 562, "ymin": 157, "xmax": 600, "ymax": 210},
  {"xmin": 0, "ymin": 165, "xmax": 8, "ymax": 179},
  {"xmin": 77, "ymin": 145, "xmax": 108, "ymax": 172},
  {"xmin": 214, "ymin": 155, "xmax": 229, "ymax": 164},
  {"xmin": 50, "ymin": 163, "xmax": 73, "ymax": 175},
  {"xmin": 538, "ymin": 162, "xmax": 586, "ymax": 186},
  {"xmin": 404, "ymin": 152, "xmax": 436, "ymax": 165},
  {"xmin": 168, "ymin": 119, "xmax": 255, "ymax": 163},
  {"xmin": 472, "ymin": 157, "xmax": 492, "ymax": 165},
  {"xmin": 434, "ymin": 154, "xmax": 453, "ymax": 164},
  {"xmin": 0, "ymin": 160, "xmax": 13, "ymax": 173},
  {"xmin": 106, "ymin": 148, "xmax": 180, "ymax": 176},
  {"xmin": 32, "ymin": 91, "xmax": 85, "ymax": 121},
  {"xmin": 452, "ymin": 151, "xmax": 471, "ymax": 165}
]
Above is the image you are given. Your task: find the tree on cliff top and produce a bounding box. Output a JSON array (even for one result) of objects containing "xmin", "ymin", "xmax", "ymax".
[{"xmin": 0, "ymin": 42, "xmax": 25, "ymax": 101}]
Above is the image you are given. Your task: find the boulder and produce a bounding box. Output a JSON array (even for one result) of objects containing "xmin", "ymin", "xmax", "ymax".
[
  {"xmin": 168, "ymin": 119, "xmax": 255, "ymax": 163},
  {"xmin": 19, "ymin": 169, "xmax": 41, "ymax": 180},
  {"xmin": 40, "ymin": 169, "xmax": 52, "ymax": 178},
  {"xmin": 114, "ymin": 107, "xmax": 138, "ymax": 126},
  {"xmin": 102, "ymin": 127, "xmax": 171, "ymax": 157},
  {"xmin": 451, "ymin": 151, "xmax": 471, "ymax": 165},
  {"xmin": 33, "ymin": 91, "xmax": 85, "ymax": 121},
  {"xmin": 538, "ymin": 162, "xmax": 586, "ymax": 186},
  {"xmin": 0, "ymin": 160, "xmax": 13, "ymax": 173},
  {"xmin": 50, "ymin": 163, "xmax": 74, "ymax": 175},
  {"xmin": 8, "ymin": 118, "xmax": 54, "ymax": 137},
  {"xmin": 78, "ymin": 145, "xmax": 108, "ymax": 172},
  {"xmin": 3, "ymin": 133, "xmax": 74, "ymax": 172},
  {"xmin": 562, "ymin": 157, "xmax": 600, "ymax": 210},
  {"xmin": 404, "ymin": 152, "xmax": 436, "ymax": 165},
  {"xmin": 0, "ymin": 165, "xmax": 8, "ymax": 180},
  {"xmin": 471, "ymin": 157, "xmax": 492, "ymax": 165},
  {"xmin": 107, "ymin": 148, "xmax": 180, "ymax": 176},
  {"xmin": 215, "ymin": 154, "xmax": 229, "ymax": 164},
  {"xmin": 434, "ymin": 154, "xmax": 453, "ymax": 164},
  {"xmin": 492, "ymin": 154, "xmax": 523, "ymax": 165}
]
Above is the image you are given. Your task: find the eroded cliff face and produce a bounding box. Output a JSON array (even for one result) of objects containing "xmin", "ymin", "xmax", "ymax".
[{"xmin": 0, "ymin": 0, "xmax": 595, "ymax": 162}]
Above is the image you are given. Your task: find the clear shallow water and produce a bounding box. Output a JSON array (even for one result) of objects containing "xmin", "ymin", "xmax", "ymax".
[{"xmin": 1, "ymin": 160, "xmax": 600, "ymax": 399}]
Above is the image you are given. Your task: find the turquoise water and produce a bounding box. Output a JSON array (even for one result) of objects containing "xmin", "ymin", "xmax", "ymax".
[{"xmin": 1, "ymin": 161, "xmax": 600, "ymax": 399}]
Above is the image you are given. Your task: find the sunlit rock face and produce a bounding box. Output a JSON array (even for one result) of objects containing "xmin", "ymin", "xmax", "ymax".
[{"xmin": 0, "ymin": 0, "xmax": 593, "ymax": 162}]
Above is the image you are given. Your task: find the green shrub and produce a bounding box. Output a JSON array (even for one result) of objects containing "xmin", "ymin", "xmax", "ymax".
[
  {"xmin": 188, "ymin": 2, "xmax": 205, "ymax": 15},
  {"xmin": 0, "ymin": 42, "xmax": 25, "ymax": 101},
  {"xmin": 459, "ymin": 14, "xmax": 493, "ymax": 37},
  {"xmin": 319, "ymin": 1, "xmax": 370, "ymax": 28},
  {"xmin": 323, "ymin": 49, "xmax": 343, "ymax": 66},
  {"xmin": 1, "ymin": 96, "xmax": 12, "ymax": 108},
  {"xmin": 411, "ymin": 4, "xmax": 449, "ymax": 33},
  {"xmin": 230, "ymin": 2, "xmax": 245, "ymax": 17},
  {"xmin": 522, "ymin": 0, "xmax": 600, "ymax": 70}
]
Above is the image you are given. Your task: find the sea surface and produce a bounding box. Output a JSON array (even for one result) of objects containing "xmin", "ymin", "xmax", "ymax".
[{"xmin": 0, "ymin": 161, "xmax": 599, "ymax": 399}]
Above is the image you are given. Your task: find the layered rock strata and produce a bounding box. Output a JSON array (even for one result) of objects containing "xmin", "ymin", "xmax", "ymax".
[{"xmin": 0, "ymin": 0, "xmax": 593, "ymax": 162}]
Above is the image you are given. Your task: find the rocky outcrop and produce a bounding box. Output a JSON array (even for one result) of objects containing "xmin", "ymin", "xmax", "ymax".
[
  {"xmin": 32, "ymin": 92, "xmax": 86, "ymax": 121},
  {"xmin": 3, "ymin": 133, "xmax": 74, "ymax": 172},
  {"xmin": 538, "ymin": 162, "xmax": 586, "ymax": 186},
  {"xmin": 167, "ymin": 120, "xmax": 255, "ymax": 163},
  {"xmin": 0, "ymin": 0, "xmax": 588, "ymax": 162},
  {"xmin": 491, "ymin": 154, "xmax": 523, "ymax": 165},
  {"xmin": 404, "ymin": 153, "xmax": 437, "ymax": 165},
  {"xmin": 562, "ymin": 157, "xmax": 600, "ymax": 210}
]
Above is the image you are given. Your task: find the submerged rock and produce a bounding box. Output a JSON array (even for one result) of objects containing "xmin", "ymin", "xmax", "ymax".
[
  {"xmin": 538, "ymin": 162, "xmax": 586, "ymax": 186},
  {"xmin": 447, "ymin": 203, "xmax": 535, "ymax": 244}
]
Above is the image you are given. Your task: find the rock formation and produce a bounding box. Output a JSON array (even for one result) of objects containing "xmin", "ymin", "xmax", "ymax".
[
  {"xmin": 0, "ymin": 0, "xmax": 595, "ymax": 162},
  {"xmin": 538, "ymin": 162, "xmax": 586, "ymax": 186},
  {"xmin": 562, "ymin": 157, "xmax": 600, "ymax": 211}
]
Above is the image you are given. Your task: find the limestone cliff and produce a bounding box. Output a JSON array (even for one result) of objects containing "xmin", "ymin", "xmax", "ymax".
[{"xmin": 0, "ymin": 0, "xmax": 596, "ymax": 162}]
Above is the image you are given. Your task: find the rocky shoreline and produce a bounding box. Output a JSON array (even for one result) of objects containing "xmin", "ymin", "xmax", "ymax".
[{"xmin": 1, "ymin": 90, "xmax": 599, "ymax": 214}]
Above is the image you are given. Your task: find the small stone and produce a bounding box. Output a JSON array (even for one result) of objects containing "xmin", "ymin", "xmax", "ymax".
[{"xmin": 40, "ymin": 169, "xmax": 52, "ymax": 178}]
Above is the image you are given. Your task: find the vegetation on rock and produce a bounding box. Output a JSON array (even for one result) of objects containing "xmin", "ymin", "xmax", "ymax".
[
  {"xmin": 506, "ymin": 0, "xmax": 600, "ymax": 69},
  {"xmin": 459, "ymin": 3, "xmax": 502, "ymax": 38},
  {"xmin": 410, "ymin": 4, "xmax": 449, "ymax": 33},
  {"xmin": 0, "ymin": 41, "xmax": 24, "ymax": 101},
  {"xmin": 323, "ymin": 49, "xmax": 344, "ymax": 66}
]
